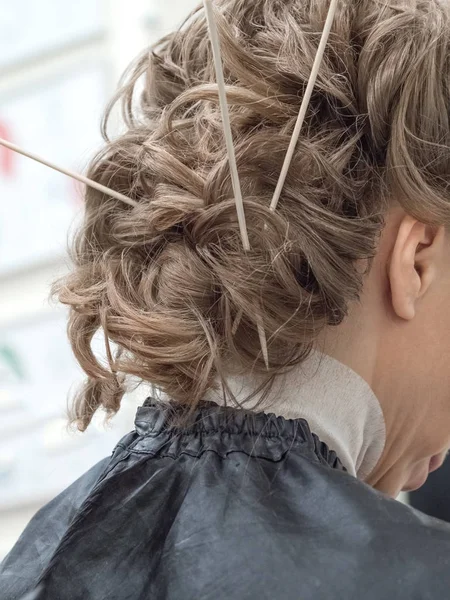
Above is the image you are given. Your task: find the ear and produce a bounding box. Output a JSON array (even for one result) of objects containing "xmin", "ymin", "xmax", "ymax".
[{"xmin": 388, "ymin": 215, "xmax": 444, "ymax": 321}]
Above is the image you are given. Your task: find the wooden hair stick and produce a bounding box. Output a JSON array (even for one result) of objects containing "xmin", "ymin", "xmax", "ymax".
[
  {"xmin": 271, "ymin": 0, "xmax": 338, "ymax": 212},
  {"xmin": 203, "ymin": 0, "xmax": 269, "ymax": 367},
  {"xmin": 0, "ymin": 137, "xmax": 137, "ymax": 208}
]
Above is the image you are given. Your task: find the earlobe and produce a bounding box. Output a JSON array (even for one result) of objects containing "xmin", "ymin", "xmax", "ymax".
[{"xmin": 389, "ymin": 260, "xmax": 419, "ymax": 321}]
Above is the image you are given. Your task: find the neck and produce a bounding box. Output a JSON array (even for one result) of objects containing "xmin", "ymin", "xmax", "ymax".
[{"xmin": 208, "ymin": 350, "xmax": 386, "ymax": 480}]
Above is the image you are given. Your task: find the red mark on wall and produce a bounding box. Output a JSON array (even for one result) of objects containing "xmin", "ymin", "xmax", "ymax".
[{"xmin": 0, "ymin": 121, "xmax": 15, "ymax": 178}]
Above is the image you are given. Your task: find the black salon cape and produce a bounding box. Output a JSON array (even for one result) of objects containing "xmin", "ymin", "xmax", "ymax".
[{"xmin": 2, "ymin": 399, "xmax": 450, "ymax": 600}]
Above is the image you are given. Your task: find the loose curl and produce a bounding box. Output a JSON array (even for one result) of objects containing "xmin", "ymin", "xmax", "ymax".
[{"xmin": 54, "ymin": 0, "xmax": 450, "ymax": 430}]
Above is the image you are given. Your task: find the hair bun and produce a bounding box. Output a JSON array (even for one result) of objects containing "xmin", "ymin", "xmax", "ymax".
[{"xmin": 54, "ymin": 0, "xmax": 450, "ymax": 430}]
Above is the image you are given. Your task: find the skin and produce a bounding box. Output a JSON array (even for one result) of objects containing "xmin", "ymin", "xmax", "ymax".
[{"xmin": 317, "ymin": 204, "xmax": 450, "ymax": 498}]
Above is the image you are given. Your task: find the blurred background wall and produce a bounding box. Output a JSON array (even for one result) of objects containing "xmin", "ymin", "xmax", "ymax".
[{"xmin": 0, "ymin": 0, "xmax": 199, "ymax": 560}]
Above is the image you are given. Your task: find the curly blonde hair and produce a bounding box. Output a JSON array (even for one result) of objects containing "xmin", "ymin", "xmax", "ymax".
[{"xmin": 54, "ymin": 0, "xmax": 450, "ymax": 430}]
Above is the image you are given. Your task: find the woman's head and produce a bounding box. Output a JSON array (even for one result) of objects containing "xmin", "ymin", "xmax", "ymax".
[{"xmin": 55, "ymin": 0, "xmax": 450, "ymax": 494}]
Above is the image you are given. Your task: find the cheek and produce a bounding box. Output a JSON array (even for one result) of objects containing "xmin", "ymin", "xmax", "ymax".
[
  {"xmin": 416, "ymin": 313, "xmax": 450, "ymax": 413},
  {"xmin": 433, "ymin": 291, "xmax": 450, "ymax": 363}
]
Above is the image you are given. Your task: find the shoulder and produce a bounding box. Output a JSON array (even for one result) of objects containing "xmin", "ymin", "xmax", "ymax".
[
  {"xmin": 0, "ymin": 457, "xmax": 111, "ymax": 600},
  {"xmin": 288, "ymin": 461, "xmax": 450, "ymax": 597}
]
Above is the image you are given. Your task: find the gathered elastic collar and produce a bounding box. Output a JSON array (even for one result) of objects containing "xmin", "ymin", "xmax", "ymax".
[{"xmin": 136, "ymin": 398, "xmax": 347, "ymax": 473}]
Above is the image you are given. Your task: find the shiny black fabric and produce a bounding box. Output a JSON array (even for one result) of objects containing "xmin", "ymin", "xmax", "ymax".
[
  {"xmin": 410, "ymin": 457, "xmax": 450, "ymax": 523},
  {"xmin": 2, "ymin": 399, "xmax": 450, "ymax": 600}
]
